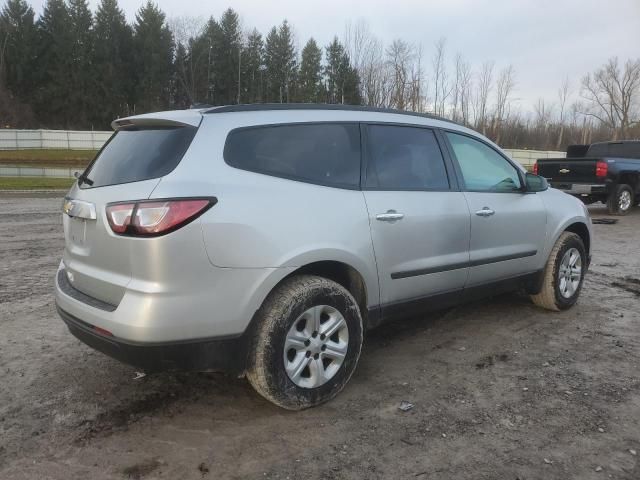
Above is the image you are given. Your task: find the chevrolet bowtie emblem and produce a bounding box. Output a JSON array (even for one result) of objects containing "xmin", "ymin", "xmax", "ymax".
[{"xmin": 559, "ymin": 168, "xmax": 570, "ymax": 174}]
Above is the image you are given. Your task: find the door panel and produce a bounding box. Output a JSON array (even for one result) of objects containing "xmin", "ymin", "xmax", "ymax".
[
  {"xmin": 443, "ymin": 131, "xmax": 547, "ymax": 286},
  {"xmin": 464, "ymin": 191, "xmax": 546, "ymax": 285},
  {"xmin": 362, "ymin": 124, "xmax": 470, "ymax": 307},
  {"xmin": 364, "ymin": 191, "xmax": 470, "ymax": 304}
]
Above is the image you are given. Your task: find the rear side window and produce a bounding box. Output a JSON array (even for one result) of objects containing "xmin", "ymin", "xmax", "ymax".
[
  {"xmin": 365, "ymin": 125, "xmax": 449, "ymax": 190},
  {"xmin": 83, "ymin": 127, "xmax": 197, "ymax": 188},
  {"xmin": 224, "ymin": 123, "xmax": 361, "ymax": 189}
]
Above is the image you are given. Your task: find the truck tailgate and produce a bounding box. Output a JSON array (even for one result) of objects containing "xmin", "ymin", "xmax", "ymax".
[{"xmin": 537, "ymin": 158, "xmax": 599, "ymax": 183}]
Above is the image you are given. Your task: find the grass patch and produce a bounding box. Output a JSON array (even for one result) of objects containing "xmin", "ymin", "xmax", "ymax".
[
  {"xmin": 0, "ymin": 177, "xmax": 75, "ymax": 190},
  {"xmin": 0, "ymin": 149, "xmax": 97, "ymax": 168}
]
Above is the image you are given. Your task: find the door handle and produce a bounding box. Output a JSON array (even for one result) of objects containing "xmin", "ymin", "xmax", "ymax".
[
  {"xmin": 475, "ymin": 207, "xmax": 495, "ymax": 217},
  {"xmin": 376, "ymin": 210, "xmax": 404, "ymax": 222}
]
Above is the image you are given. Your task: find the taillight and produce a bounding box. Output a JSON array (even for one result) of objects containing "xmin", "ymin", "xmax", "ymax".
[
  {"xmin": 533, "ymin": 161, "xmax": 538, "ymax": 175},
  {"xmin": 106, "ymin": 198, "xmax": 216, "ymax": 237},
  {"xmin": 595, "ymin": 161, "xmax": 608, "ymax": 178}
]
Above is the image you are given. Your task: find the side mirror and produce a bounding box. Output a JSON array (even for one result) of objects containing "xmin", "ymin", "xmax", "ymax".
[{"xmin": 525, "ymin": 172, "xmax": 548, "ymax": 192}]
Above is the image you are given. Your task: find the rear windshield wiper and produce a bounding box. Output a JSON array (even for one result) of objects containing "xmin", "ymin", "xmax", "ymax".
[{"xmin": 75, "ymin": 171, "xmax": 94, "ymax": 186}]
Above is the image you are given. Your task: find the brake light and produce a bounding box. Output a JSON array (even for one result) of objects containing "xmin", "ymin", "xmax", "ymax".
[
  {"xmin": 595, "ymin": 161, "xmax": 608, "ymax": 178},
  {"xmin": 533, "ymin": 161, "xmax": 538, "ymax": 175},
  {"xmin": 106, "ymin": 198, "xmax": 216, "ymax": 236}
]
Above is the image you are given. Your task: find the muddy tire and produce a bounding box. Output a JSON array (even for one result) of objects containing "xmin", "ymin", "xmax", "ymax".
[
  {"xmin": 246, "ymin": 275, "xmax": 363, "ymax": 410},
  {"xmin": 606, "ymin": 184, "xmax": 634, "ymax": 215},
  {"xmin": 530, "ymin": 232, "xmax": 587, "ymax": 311}
]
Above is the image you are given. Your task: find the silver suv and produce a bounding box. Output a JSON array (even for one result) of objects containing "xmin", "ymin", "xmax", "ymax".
[{"xmin": 55, "ymin": 104, "xmax": 592, "ymax": 409}]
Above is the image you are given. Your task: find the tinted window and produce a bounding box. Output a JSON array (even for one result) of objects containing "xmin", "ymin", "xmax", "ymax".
[
  {"xmin": 587, "ymin": 142, "xmax": 640, "ymax": 159},
  {"xmin": 224, "ymin": 124, "xmax": 361, "ymax": 188},
  {"xmin": 446, "ymin": 132, "xmax": 522, "ymax": 192},
  {"xmin": 83, "ymin": 127, "xmax": 196, "ymax": 188},
  {"xmin": 365, "ymin": 125, "xmax": 449, "ymax": 190}
]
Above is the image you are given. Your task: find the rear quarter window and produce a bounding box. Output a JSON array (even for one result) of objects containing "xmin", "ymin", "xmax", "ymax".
[
  {"xmin": 223, "ymin": 123, "xmax": 361, "ymax": 189},
  {"xmin": 587, "ymin": 142, "xmax": 640, "ymax": 159},
  {"xmin": 82, "ymin": 127, "xmax": 197, "ymax": 188}
]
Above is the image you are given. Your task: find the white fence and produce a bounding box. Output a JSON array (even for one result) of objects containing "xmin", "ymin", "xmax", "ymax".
[
  {"xmin": 506, "ymin": 148, "xmax": 565, "ymax": 168},
  {"xmin": 0, "ymin": 129, "xmax": 566, "ymax": 177},
  {"xmin": 0, "ymin": 165, "xmax": 81, "ymax": 178},
  {"xmin": 0, "ymin": 129, "xmax": 111, "ymax": 150}
]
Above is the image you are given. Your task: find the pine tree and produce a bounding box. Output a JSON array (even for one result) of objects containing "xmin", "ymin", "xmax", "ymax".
[
  {"xmin": 173, "ymin": 21, "xmax": 210, "ymax": 106},
  {"xmin": 35, "ymin": 0, "xmax": 74, "ymax": 127},
  {"xmin": 325, "ymin": 37, "xmax": 361, "ymax": 105},
  {"xmin": 202, "ymin": 17, "xmax": 221, "ymax": 104},
  {"xmin": 173, "ymin": 41, "xmax": 191, "ymax": 108},
  {"xmin": 0, "ymin": 0, "xmax": 37, "ymax": 102},
  {"xmin": 93, "ymin": 0, "xmax": 134, "ymax": 126},
  {"xmin": 241, "ymin": 28, "xmax": 264, "ymax": 103},
  {"xmin": 263, "ymin": 26, "xmax": 279, "ymax": 102},
  {"xmin": 297, "ymin": 38, "xmax": 323, "ymax": 103},
  {"xmin": 133, "ymin": 1, "xmax": 174, "ymax": 113},
  {"xmin": 264, "ymin": 20, "xmax": 297, "ymax": 103},
  {"xmin": 68, "ymin": 0, "xmax": 93, "ymax": 127},
  {"xmin": 212, "ymin": 8, "xmax": 241, "ymax": 105}
]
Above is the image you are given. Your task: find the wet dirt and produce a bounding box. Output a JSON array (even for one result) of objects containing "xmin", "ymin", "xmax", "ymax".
[{"xmin": 0, "ymin": 195, "xmax": 638, "ymax": 479}]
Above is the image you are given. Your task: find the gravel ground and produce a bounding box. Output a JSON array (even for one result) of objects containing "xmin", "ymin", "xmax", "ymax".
[{"xmin": 0, "ymin": 194, "xmax": 638, "ymax": 480}]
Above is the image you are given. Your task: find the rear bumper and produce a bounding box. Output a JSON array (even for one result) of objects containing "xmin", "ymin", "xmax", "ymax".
[
  {"xmin": 57, "ymin": 305, "xmax": 249, "ymax": 374},
  {"xmin": 550, "ymin": 182, "xmax": 608, "ymax": 196}
]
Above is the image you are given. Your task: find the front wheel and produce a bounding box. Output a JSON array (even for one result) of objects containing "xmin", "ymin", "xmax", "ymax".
[
  {"xmin": 606, "ymin": 184, "xmax": 634, "ymax": 215},
  {"xmin": 247, "ymin": 275, "xmax": 363, "ymax": 410},
  {"xmin": 530, "ymin": 232, "xmax": 587, "ymax": 311}
]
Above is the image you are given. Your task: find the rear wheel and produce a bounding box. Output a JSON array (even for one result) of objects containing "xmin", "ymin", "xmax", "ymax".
[
  {"xmin": 606, "ymin": 184, "xmax": 634, "ymax": 215},
  {"xmin": 247, "ymin": 275, "xmax": 363, "ymax": 410},
  {"xmin": 530, "ymin": 232, "xmax": 586, "ymax": 311}
]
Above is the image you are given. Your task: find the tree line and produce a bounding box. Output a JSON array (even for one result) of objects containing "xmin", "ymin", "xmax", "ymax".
[{"xmin": 1, "ymin": 0, "xmax": 639, "ymax": 150}]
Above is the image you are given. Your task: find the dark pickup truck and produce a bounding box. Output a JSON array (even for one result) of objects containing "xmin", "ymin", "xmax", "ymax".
[{"xmin": 535, "ymin": 140, "xmax": 640, "ymax": 215}]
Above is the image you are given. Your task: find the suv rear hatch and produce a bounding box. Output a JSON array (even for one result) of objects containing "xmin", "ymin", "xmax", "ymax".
[{"xmin": 62, "ymin": 113, "xmax": 201, "ymax": 306}]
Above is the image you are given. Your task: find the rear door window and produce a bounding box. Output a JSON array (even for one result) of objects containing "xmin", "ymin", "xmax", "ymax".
[
  {"xmin": 364, "ymin": 125, "xmax": 450, "ymax": 190},
  {"xmin": 224, "ymin": 123, "xmax": 361, "ymax": 189},
  {"xmin": 82, "ymin": 127, "xmax": 197, "ymax": 188}
]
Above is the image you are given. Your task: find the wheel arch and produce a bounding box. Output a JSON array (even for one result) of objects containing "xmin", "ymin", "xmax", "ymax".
[
  {"xmin": 240, "ymin": 252, "xmax": 378, "ymax": 357},
  {"xmin": 529, "ymin": 220, "xmax": 591, "ymax": 296},
  {"xmin": 279, "ymin": 260, "xmax": 371, "ymax": 328},
  {"xmin": 564, "ymin": 221, "xmax": 591, "ymax": 256},
  {"xmin": 618, "ymin": 171, "xmax": 640, "ymax": 192}
]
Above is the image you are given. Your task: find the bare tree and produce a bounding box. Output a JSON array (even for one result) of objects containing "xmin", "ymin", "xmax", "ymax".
[
  {"xmin": 408, "ymin": 45, "xmax": 424, "ymax": 112},
  {"xmin": 450, "ymin": 53, "xmax": 463, "ymax": 121},
  {"xmin": 344, "ymin": 20, "xmax": 392, "ymax": 108},
  {"xmin": 492, "ymin": 65, "xmax": 516, "ymax": 144},
  {"xmin": 534, "ymin": 98, "xmax": 554, "ymax": 148},
  {"xmin": 458, "ymin": 59, "xmax": 473, "ymax": 125},
  {"xmin": 581, "ymin": 57, "xmax": 640, "ymax": 139},
  {"xmin": 386, "ymin": 39, "xmax": 421, "ymax": 110},
  {"xmin": 432, "ymin": 37, "xmax": 451, "ymax": 116},
  {"xmin": 555, "ymin": 76, "xmax": 571, "ymax": 149},
  {"xmin": 474, "ymin": 60, "xmax": 494, "ymax": 134}
]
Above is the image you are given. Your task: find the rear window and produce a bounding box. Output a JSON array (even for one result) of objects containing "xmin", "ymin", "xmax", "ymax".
[
  {"xmin": 587, "ymin": 142, "xmax": 640, "ymax": 159},
  {"xmin": 82, "ymin": 127, "xmax": 197, "ymax": 188},
  {"xmin": 224, "ymin": 123, "xmax": 361, "ymax": 189}
]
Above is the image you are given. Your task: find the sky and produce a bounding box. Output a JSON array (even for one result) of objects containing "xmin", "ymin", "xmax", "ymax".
[{"xmin": 28, "ymin": 0, "xmax": 640, "ymax": 114}]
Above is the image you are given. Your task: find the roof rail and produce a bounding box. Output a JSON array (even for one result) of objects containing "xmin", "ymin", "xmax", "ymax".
[{"xmin": 203, "ymin": 103, "xmax": 459, "ymax": 125}]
